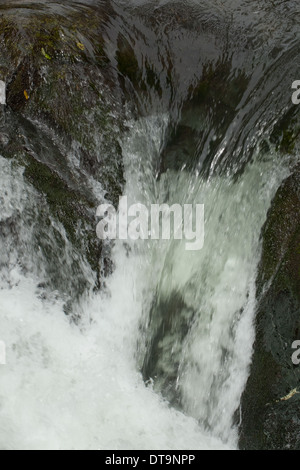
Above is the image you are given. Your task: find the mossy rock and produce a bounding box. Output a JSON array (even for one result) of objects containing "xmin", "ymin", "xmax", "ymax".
[
  {"xmin": 239, "ymin": 165, "xmax": 300, "ymax": 449},
  {"xmin": 270, "ymin": 106, "xmax": 300, "ymax": 155},
  {"xmin": 0, "ymin": 3, "xmax": 126, "ymax": 305},
  {"xmin": 159, "ymin": 60, "xmax": 250, "ymax": 175}
]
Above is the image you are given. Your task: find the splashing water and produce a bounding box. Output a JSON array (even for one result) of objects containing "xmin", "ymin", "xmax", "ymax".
[{"xmin": 0, "ymin": 111, "xmax": 291, "ymax": 450}]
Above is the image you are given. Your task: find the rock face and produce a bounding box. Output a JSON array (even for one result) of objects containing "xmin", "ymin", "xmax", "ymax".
[
  {"xmin": 239, "ymin": 164, "xmax": 300, "ymax": 450},
  {"xmin": 0, "ymin": 1, "xmax": 126, "ymax": 305}
]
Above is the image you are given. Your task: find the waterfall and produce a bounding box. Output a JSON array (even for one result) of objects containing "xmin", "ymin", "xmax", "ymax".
[
  {"xmin": 0, "ymin": 112, "xmax": 290, "ymax": 449},
  {"xmin": 0, "ymin": 0, "xmax": 299, "ymax": 451}
]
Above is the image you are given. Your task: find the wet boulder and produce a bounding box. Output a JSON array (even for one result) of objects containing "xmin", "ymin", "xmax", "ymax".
[
  {"xmin": 0, "ymin": 1, "xmax": 126, "ymax": 302},
  {"xmin": 239, "ymin": 164, "xmax": 300, "ymax": 450}
]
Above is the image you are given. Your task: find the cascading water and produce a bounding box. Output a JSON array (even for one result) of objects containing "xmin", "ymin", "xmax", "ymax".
[
  {"xmin": 0, "ymin": 0, "xmax": 299, "ymax": 451},
  {"xmin": 0, "ymin": 111, "xmax": 291, "ymax": 449},
  {"xmin": 120, "ymin": 116, "xmax": 291, "ymax": 446}
]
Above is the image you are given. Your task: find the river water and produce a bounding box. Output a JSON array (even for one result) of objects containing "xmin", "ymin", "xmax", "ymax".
[{"xmin": 0, "ymin": 0, "xmax": 299, "ymax": 450}]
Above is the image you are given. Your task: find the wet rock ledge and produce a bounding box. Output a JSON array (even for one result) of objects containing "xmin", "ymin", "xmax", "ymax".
[
  {"xmin": 240, "ymin": 164, "xmax": 300, "ymax": 450},
  {"xmin": 0, "ymin": 1, "xmax": 126, "ymax": 300}
]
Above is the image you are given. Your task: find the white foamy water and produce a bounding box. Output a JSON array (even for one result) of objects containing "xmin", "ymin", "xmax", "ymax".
[
  {"xmin": 121, "ymin": 116, "xmax": 291, "ymax": 447},
  {"xmin": 0, "ymin": 115, "xmax": 291, "ymax": 450},
  {"xmin": 0, "ymin": 259, "xmax": 231, "ymax": 450}
]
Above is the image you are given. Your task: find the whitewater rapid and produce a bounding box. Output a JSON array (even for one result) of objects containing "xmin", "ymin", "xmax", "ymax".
[{"xmin": 0, "ymin": 114, "xmax": 291, "ymax": 450}]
